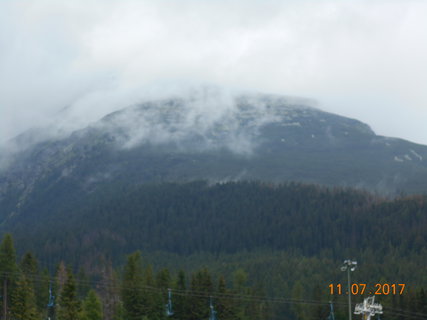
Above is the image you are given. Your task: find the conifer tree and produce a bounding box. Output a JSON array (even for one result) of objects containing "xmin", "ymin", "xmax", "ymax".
[
  {"xmin": 233, "ymin": 268, "xmax": 248, "ymax": 294},
  {"xmin": 0, "ymin": 234, "xmax": 17, "ymax": 275},
  {"xmin": 216, "ymin": 275, "xmax": 230, "ymax": 320},
  {"xmin": 81, "ymin": 289, "xmax": 103, "ymax": 320},
  {"xmin": 0, "ymin": 233, "xmax": 17, "ymax": 320},
  {"xmin": 112, "ymin": 301, "xmax": 124, "ymax": 320},
  {"xmin": 10, "ymin": 273, "xmax": 39, "ymax": 320},
  {"xmin": 122, "ymin": 251, "xmax": 145, "ymax": 320},
  {"xmin": 156, "ymin": 268, "xmax": 171, "ymax": 289},
  {"xmin": 173, "ymin": 270, "xmax": 187, "ymax": 320},
  {"xmin": 20, "ymin": 252, "xmax": 38, "ymax": 276},
  {"xmin": 77, "ymin": 268, "xmax": 90, "ymax": 299},
  {"xmin": 189, "ymin": 268, "xmax": 213, "ymax": 320},
  {"xmin": 141, "ymin": 264, "xmax": 165, "ymax": 320},
  {"xmin": 98, "ymin": 260, "xmax": 120, "ymax": 320},
  {"xmin": 57, "ymin": 269, "xmax": 81, "ymax": 320},
  {"xmin": 232, "ymin": 269, "xmax": 249, "ymax": 320},
  {"xmin": 291, "ymin": 281, "xmax": 307, "ymax": 320},
  {"xmin": 57, "ymin": 261, "xmax": 68, "ymax": 296},
  {"xmin": 38, "ymin": 269, "xmax": 52, "ymax": 315},
  {"xmin": 20, "ymin": 252, "xmax": 46, "ymax": 313}
]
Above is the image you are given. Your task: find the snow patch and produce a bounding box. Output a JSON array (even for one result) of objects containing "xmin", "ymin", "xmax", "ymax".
[
  {"xmin": 281, "ymin": 122, "xmax": 302, "ymax": 127},
  {"xmin": 394, "ymin": 156, "xmax": 404, "ymax": 162},
  {"xmin": 404, "ymin": 154, "xmax": 412, "ymax": 161},
  {"xmin": 410, "ymin": 149, "xmax": 423, "ymax": 161}
]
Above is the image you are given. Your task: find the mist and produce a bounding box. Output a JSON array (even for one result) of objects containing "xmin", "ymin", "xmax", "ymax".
[
  {"xmin": 1, "ymin": 0, "xmax": 427, "ymax": 148},
  {"xmin": 86, "ymin": 86, "xmax": 311, "ymax": 156}
]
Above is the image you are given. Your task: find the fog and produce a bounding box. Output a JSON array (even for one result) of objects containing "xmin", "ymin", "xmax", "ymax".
[
  {"xmin": 1, "ymin": 0, "xmax": 427, "ymax": 148},
  {"xmin": 95, "ymin": 86, "xmax": 304, "ymax": 156}
]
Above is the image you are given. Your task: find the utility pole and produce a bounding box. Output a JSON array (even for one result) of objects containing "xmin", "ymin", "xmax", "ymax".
[
  {"xmin": 354, "ymin": 296, "xmax": 383, "ymax": 320},
  {"xmin": 328, "ymin": 301, "xmax": 335, "ymax": 320},
  {"xmin": 47, "ymin": 283, "xmax": 55, "ymax": 320},
  {"xmin": 341, "ymin": 260, "xmax": 357, "ymax": 320},
  {"xmin": 165, "ymin": 288, "xmax": 173, "ymax": 317},
  {"xmin": 209, "ymin": 297, "xmax": 217, "ymax": 320}
]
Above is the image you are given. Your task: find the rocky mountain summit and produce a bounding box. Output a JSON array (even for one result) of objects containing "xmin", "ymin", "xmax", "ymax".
[{"xmin": 1, "ymin": 93, "xmax": 427, "ymax": 224}]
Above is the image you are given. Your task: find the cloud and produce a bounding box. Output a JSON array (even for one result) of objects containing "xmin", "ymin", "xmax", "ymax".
[
  {"xmin": 1, "ymin": 0, "xmax": 427, "ymax": 145},
  {"xmin": 94, "ymin": 86, "xmax": 286, "ymax": 155}
]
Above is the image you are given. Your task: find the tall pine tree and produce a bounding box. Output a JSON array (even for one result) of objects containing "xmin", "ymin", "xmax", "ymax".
[
  {"xmin": 122, "ymin": 251, "xmax": 145, "ymax": 320},
  {"xmin": 0, "ymin": 233, "xmax": 17, "ymax": 320},
  {"xmin": 81, "ymin": 289, "xmax": 103, "ymax": 320},
  {"xmin": 173, "ymin": 270, "xmax": 187, "ymax": 320},
  {"xmin": 57, "ymin": 269, "xmax": 80, "ymax": 320},
  {"xmin": 10, "ymin": 273, "xmax": 39, "ymax": 320}
]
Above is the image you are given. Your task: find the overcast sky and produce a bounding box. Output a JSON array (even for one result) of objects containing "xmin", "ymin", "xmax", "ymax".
[{"xmin": 1, "ymin": 0, "xmax": 427, "ymax": 145}]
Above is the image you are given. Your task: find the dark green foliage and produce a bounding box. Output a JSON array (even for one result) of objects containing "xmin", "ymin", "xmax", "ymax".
[
  {"xmin": 156, "ymin": 268, "xmax": 171, "ymax": 289},
  {"xmin": 77, "ymin": 268, "xmax": 91, "ymax": 299},
  {"xmin": 10, "ymin": 273, "xmax": 39, "ymax": 320},
  {"xmin": 19, "ymin": 252, "xmax": 47, "ymax": 313},
  {"xmin": 81, "ymin": 289, "xmax": 103, "ymax": 320},
  {"xmin": 6, "ymin": 181, "xmax": 427, "ymax": 269},
  {"xmin": 0, "ymin": 233, "xmax": 18, "ymax": 318},
  {"xmin": 216, "ymin": 275, "xmax": 237, "ymax": 320},
  {"xmin": 139, "ymin": 264, "xmax": 165, "ymax": 320},
  {"xmin": 172, "ymin": 270, "xmax": 188, "ymax": 320},
  {"xmin": 121, "ymin": 251, "xmax": 145, "ymax": 320},
  {"xmin": 0, "ymin": 233, "xmax": 17, "ymax": 276},
  {"xmin": 0, "ymin": 233, "xmax": 426, "ymax": 320},
  {"xmin": 58, "ymin": 269, "xmax": 81, "ymax": 320},
  {"xmin": 188, "ymin": 268, "xmax": 213, "ymax": 320},
  {"xmin": 37, "ymin": 269, "xmax": 51, "ymax": 314},
  {"xmin": 233, "ymin": 268, "xmax": 248, "ymax": 294},
  {"xmin": 20, "ymin": 252, "xmax": 38, "ymax": 276},
  {"xmin": 112, "ymin": 301, "xmax": 124, "ymax": 320},
  {"xmin": 0, "ymin": 183, "xmax": 427, "ymax": 319}
]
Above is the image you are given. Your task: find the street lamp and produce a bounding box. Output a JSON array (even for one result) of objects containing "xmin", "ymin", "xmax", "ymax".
[{"xmin": 341, "ymin": 260, "xmax": 357, "ymax": 320}]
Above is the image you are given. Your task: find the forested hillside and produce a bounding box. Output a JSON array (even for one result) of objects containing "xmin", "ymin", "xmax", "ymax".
[
  {"xmin": 0, "ymin": 181, "xmax": 426, "ymax": 319},
  {"xmin": 6, "ymin": 181, "xmax": 427, "ymax": 264},
  {"xmin": 0, "ymin": 234, "xmax": 426, "ymax": 320}
]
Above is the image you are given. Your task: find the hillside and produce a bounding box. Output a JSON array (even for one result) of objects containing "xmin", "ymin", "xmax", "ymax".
[
  {"xmin": 1, "ymin": 94, "xmax": 427, "ymax": 226},
  {"xmin": 3, "ymin": 181, "xmax": 427, "ymax": 286}
]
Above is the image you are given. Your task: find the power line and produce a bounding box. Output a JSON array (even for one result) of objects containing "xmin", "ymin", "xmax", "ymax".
[{"xmin": 2, "ymin": 271, "xmax": 427, "ymax": 319}]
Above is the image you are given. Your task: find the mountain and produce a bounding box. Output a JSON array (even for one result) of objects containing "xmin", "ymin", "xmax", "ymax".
[{"xmin": 1, "ymin": 92, "xmax": 427, "ymax": 225}]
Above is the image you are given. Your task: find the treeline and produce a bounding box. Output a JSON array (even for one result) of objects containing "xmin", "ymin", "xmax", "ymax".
[
  {"xmin": 2, "ymin": 182, "xmax": 427, "ymax": 319},
  {"xmin": 1, "ymin": 234, "xmax": 427, "ymax": 320},
  {"xmin": 0, "ymin": 234, "xmax": 270, "ymax": 320}
]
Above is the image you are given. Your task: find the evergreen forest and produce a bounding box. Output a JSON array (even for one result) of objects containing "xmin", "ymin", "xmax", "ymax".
[{"xmin": 0, "ymin": 181, "xmax": 426, "ymax": 319}]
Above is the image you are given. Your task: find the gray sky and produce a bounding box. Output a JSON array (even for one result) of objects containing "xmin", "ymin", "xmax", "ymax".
[{"xmin": 1, "ymin": 0, "xmax": 427, "ymax": 144}]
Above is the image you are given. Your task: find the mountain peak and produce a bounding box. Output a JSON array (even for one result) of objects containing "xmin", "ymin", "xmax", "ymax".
[{"xmin": 0, "ymin": 92, "xmax": 426, "ymax": 223}]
